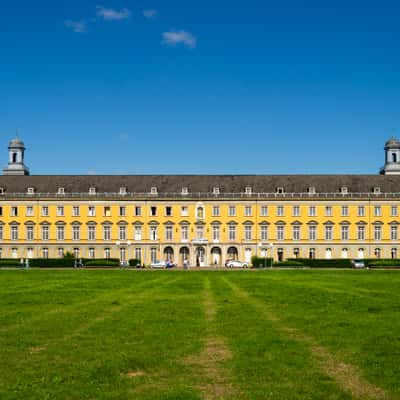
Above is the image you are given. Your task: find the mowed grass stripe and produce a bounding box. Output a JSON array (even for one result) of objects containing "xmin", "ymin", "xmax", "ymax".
[
  {"xmin": 183, "ymin": 276, "xmax": 238, "ymax": 400},
  {"xmin": 223, "ymin": 276, "xmax": 389, "ymax": 400},
  {"xmin": 1, "ymin": 274, "xmax": 204, "ymax": 400},
  {"xmin": 0, "ymin": 271, "xmax": 166, "ymax": 335},
  {"xmin": 226, "ymin": 271, "xmax": 400, "ymax": 397},
  {"xmin": 210, "ymin": 274, "xmax": 353, "ymax": 400}
]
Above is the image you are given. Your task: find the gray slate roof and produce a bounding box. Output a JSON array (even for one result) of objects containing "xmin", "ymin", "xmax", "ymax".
[{"xmin": 0, "ymin": 175, "xmax": 399, "ymax": 194}]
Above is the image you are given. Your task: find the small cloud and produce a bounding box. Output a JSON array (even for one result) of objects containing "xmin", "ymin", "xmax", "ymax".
[
  {"xmin": 96, "ymin": 5, "xmax": 131, "ymax": 21},
  {"xmin": 143, "ymin": 9, "xmax": 158, "ymax": 19},
  {"xmin": 65, "ymin": 20, "xmax": 86, "ymax": 33},
  {"xmin": 162, "ymin": 30, "xmax": 196, "ymax": 49},
  {"xmin": 119, "ymin": 134, "xmax": 129, "ymax": 142}
]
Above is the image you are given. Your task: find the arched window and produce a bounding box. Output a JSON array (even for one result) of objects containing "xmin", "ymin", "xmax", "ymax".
[
  {"xmin": 12, "ymin": 153, "xmax": 17, "ymax": 163},
  {"xmin": 392, "ymin": 153, "xmax": 397, "ymax": 163}
]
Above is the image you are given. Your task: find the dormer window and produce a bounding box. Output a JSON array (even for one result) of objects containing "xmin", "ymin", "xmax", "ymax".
[
  {"xmin": 245, "ymin": 186, "xmax": 252, "ymax": 195},
  {"xmin": 276, "ymin": 187, "xmax": 284, "ymax": 194},
  {"xmin": 150, "ymin": 187, "xmax": 158, "ymax": 195},
  {"xmin": 213, "ymin": 187, "xmax": 220, "ymax": 195},
  {"xmin": 307, "ymin": 186, "xmax": 316, "ymax": 194},
  {"xmin": 89, "ymin": 187, "xmax": 96, "ymax": 195},
  {"xmin": 27, "ymin": 187, "xmax": 35, "ymax": 195},
  {"xmin": 373, "ymin": 187, "xmax": 381, "ymax": 194},
  {"xmin": 119, "ymin": 187, "xmax": 127, "ymax": 195},
  {"xmin": 57, "ymin": 187, "xmax": 65, "ymax": 195},
  {"xmin": 340, "ymin": 186, "xmax": 348, "ymax": 194},
  {"xmin": 181, "ymin": 187, "xmax": 189, "ymax": 195}
]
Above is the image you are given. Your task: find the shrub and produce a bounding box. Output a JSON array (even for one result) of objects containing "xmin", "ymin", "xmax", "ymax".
[
  {"xmin": 0, "ymin": 258, "xmax": 21, "ymax": 267},
  {"xmin": 286, "ymin": 258, "xmax": 352, "ymax": 268},
  {"xmin": 84, "ymin": 259, "xmax": 119, "ymax": 267},
  {"xmin": 128, "ymin": 258, "xmax": 142, "ymax": 267},
  {"xmin": 29, "ymin": 258, "xmax": 75, "ymax": 268},
  {"xmin": 273, "ymin": 260, "xmax": 305, "ymax": 267},
  {"xmin": 366, "ymin": 259, "xmax": 400, "ymax": 267},
  {"xmin": 251, "ymin": 256, "xmax": 273, "ymax": 268}
]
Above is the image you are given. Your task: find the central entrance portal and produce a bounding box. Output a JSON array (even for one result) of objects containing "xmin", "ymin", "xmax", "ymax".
[{"xmin": 195, "ymin": 246, "xmax": 206, "ymax": 267}]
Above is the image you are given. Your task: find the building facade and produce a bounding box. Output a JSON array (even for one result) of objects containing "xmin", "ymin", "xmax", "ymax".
[{"xmin": 0, "ymin": 137, "xmax": 400, "ymax": 265}]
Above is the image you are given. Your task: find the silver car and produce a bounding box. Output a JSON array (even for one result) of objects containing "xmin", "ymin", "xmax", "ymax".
[
  {"xmin": 226, "ymin": 260, "xmax": 249, "ymax": 268},
  {"xmin": 351, "ymin": 259, "xmax": 365, "ymax": 268}
]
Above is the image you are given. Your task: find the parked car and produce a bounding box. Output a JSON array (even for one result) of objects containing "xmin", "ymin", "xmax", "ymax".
[
  {"xmin": 226, "ymin": 260, "xmax": 249, "ymax": 268},
  {"xmin": 150, "ymin": 260, "xmax": 166, "ymax": 269},
  {"xmin": 351, "ymin": 259, "xmax": 365, "ymax": 268}
]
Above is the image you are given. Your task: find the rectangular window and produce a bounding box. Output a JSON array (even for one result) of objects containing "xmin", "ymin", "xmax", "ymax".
[
  {"xmin": 357, "ymin": 226, "xmax": 365, "ymax": 240},
  {"xmin": 244, "ymin": 206, "xmax": 252, "ymax": 217},
  {"xmin": 358, "ymin": 206, "xmax": 365, "ymax": 217},
  {"xmin": 325, "ymin": 206, "xmax": 332, "ymax": 217},
  {"xmin": 308, "ymin": 206, "xmax": 316, "ymax": 217},
  {"xmin": 374, "ymin": 206, "xmax": 382, "ymax": 217},
  {"xmin": 277, "ymin": 225, "xmax": 285, "ymax": 241},
  {"xmin": 57, "ymin": 206, "xmax": 64, "ymax": 216},
  {"xmin": 341, "ymin": 206, "xmax": 349, "ymax": 217},
  {"xmin": 72, "ymin": 206, "xmax": 80, "ymax": 217},
  {"xmin": 104, "ymin": 206, "xmax": 111, "ymax": 217},
  {"xmin": 374, "ymin": 226, "xmax": 382, "ymax": 241},
  {"xmin": 244, "ymin": 225, "xmax": 252, "ymax": 240},
  {"xmin": 42, "ymin": 248, "xmax": 49, "ymax": 259},
  {"xmin": 292, "ymin": 225, "xmax": 300, "ymax": 240},
  {"xmin": 119, "ymin": 206, "xmax": 126, "ymax": 217},
  {"xmin": 134, "ymin": 225, "xmax": 142, "ymax": 241},
  {"xmin": 292, "ymin": 206, "xmax": 300, "ymax": 217},
  {"xmin": 26, "ymin": 226, "xmax": 34, "ymax": 241},
  {"xmin": 57, "ymin": 247, "xmax": 64, "ymax": 258},
  {"xmin": 228, "ymin": 206, "xmax": 236, "ymax": 216},
  {"xmin": 325, "ymin": 226, "xmax": 333, "ymax": 240},
  {"xmin": 212, "ymin": 206, "xmax": 220, "ymax": 217},
  {"xmin": 57, "ymin": 226, "xmax": 64, "ymax": 241},
  {"xmin": 104, "ymin": 248, "xmax": 111, "ymax": 259},
  {"xmin": 89, "ymin": 248, "xmax": 95, "ymax": 259},
  {"xmin": 391, "ymin": 206, "xmax": 398, "ymax": 217},
  {"xmin": 41, "ymin": 206, "xmax": 49, "ymax": 217},
  {"xmin": 135, "ymin": 206, "xmax": 142, "ymax": 216},
  {"xmin": 212, "ymin": 225, "xmax": 220, "ymax": 241},
  {"xmin": 26, "ymin": 206, "xmax": 34, "ymax": 217},
  {"xmin": 260, "ymin": 225, "xmax": 268, "ymax": 241},
  {"xmin": 308, "ymin": 225, "xmax": 317, "ymax": 241},
  {"xmin": 196, "ymin": 225, "xmax": 204, "ymax": 239},
  {"xmin": 0, "ymin": 206, "xmax": 2, "ymax": 216},
  {"xmin": 0, "ymin": 226, "xmax": 3, "ymax": 240},
  {"xmin": 341, "ymin": 225, "xmax": 349, "ymax": 240},
  {"xmin": 150, "ymin": 206, "xmax": 157, "ymax": 216},
  {"xmin": 181, "ymin": 225, "xmax": 188, "ymax": 241},
  {"xmin": 165, "ymin": 225, "xmax": 173, "ymax": 240},
  {"xmin": 150, "ymin": 247, "xmax": 157, "ymax": 263},
  {"xmin": 135, "ymin": 248, "xmax": 142, "ymax": 262},
  {"xmin": 150, "ymin": 226, "xmax": 158, "ymax": 240},
  {"xmin": 11, "ymin": 225, "xmax": 18, "ymax": 240},
  {"xmin": 88, "ymin": 226, "xmax": 96, "ymax": 241},
  {"xmin": 276, "ymin": 206, "xmax": 284, "ymax": 217},
  {"xmin": 260, "ymin": 206, "xmax": 268, "ymax": 216},
  {"xmin": 119, "ymin": 226, "xmax": 126, "ymax": 241},
  {"xmin": 11, "ymin": 207, "xmax": 18, "ymax": 217},
  {"xmin": 181, "ymin": 206, "xmax": 189, "ymax": 216},
  {"xmin": 41, "ymin": 226, "xmax": 49, "ymax": 241},
  {"xmin": 88, "ymin": 206, "xmax": 96, "ymax": 217},
  {"xmin": 165, "ymin": 206, "xmax": 172, "ymax": 216},
  {"xmin": 391, "ymin": 225, "xmax": 398, "ymax": 241},
  {"xmin": 228, "ymin": 225, "xmax": 236, "ymax": 241},
  {"xmin": 72, "ymin": 226, "xmax": 80, "ymax": 241}
]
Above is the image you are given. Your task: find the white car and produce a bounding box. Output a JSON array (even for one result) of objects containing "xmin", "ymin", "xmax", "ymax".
[
  {"xmin": 226, "ymin": 260, "xmax": 249, "ymax": 268},
  {"xmin": 150, "ymin": 260, "xmax": 166, "ymax": 269},
  {"xmin": 351, "ymin": 259, "xmax": 365, "ymax": 269}
]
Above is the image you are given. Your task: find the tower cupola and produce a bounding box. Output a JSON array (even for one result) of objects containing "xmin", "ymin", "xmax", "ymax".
[{"xmin": 3, "ymin": 136, "xmax": 30, "ymax": 176}]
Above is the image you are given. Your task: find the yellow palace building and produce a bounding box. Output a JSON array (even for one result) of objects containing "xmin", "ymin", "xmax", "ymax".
[{"xmin": 1, "ymin": 136, "xmax": 400, "ymax": 266}]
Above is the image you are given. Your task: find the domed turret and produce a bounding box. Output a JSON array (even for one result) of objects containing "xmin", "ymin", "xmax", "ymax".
[
  {"xmin": 381, "ymin": 137, "xmax": 400, "ymax": 175},
  {"xmin": 3, "ymin": 135, "xmax": 30, "ymax": 176}
]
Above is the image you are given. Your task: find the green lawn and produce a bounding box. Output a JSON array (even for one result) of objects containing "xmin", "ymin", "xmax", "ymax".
[{"xmin": 1, "ymin": 270, "xmax": 400, "ymax": 400}]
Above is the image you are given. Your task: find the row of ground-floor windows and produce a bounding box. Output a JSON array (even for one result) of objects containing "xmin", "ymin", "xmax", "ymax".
[{"xmin": 1, "ymin": 246, "xmax": 398, "ymax": 264}]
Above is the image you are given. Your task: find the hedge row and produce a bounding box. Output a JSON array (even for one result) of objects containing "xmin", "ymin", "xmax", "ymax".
[
  {"xmin": 251, "ymin": 256, "xmax": 273, "ymax": 268},
  {"xmin": 0, "ymin": 258, "xmax": 143, "ymax": 268}
]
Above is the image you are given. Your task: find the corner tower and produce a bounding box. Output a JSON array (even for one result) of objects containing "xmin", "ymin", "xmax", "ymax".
[{"xmin": 3, "ymin": 136, "xmax": 30, "ymax": 176}]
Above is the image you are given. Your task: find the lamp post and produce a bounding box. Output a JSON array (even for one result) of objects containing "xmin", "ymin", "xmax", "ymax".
[{"xmin": 269, "ymin": 243, "xmax": 274, "ymax": 268}]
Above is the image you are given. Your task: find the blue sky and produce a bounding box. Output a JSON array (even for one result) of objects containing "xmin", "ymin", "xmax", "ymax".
[{"xmin": 0, "ymin": 0, "xmax": 399, "ymax": 175}]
